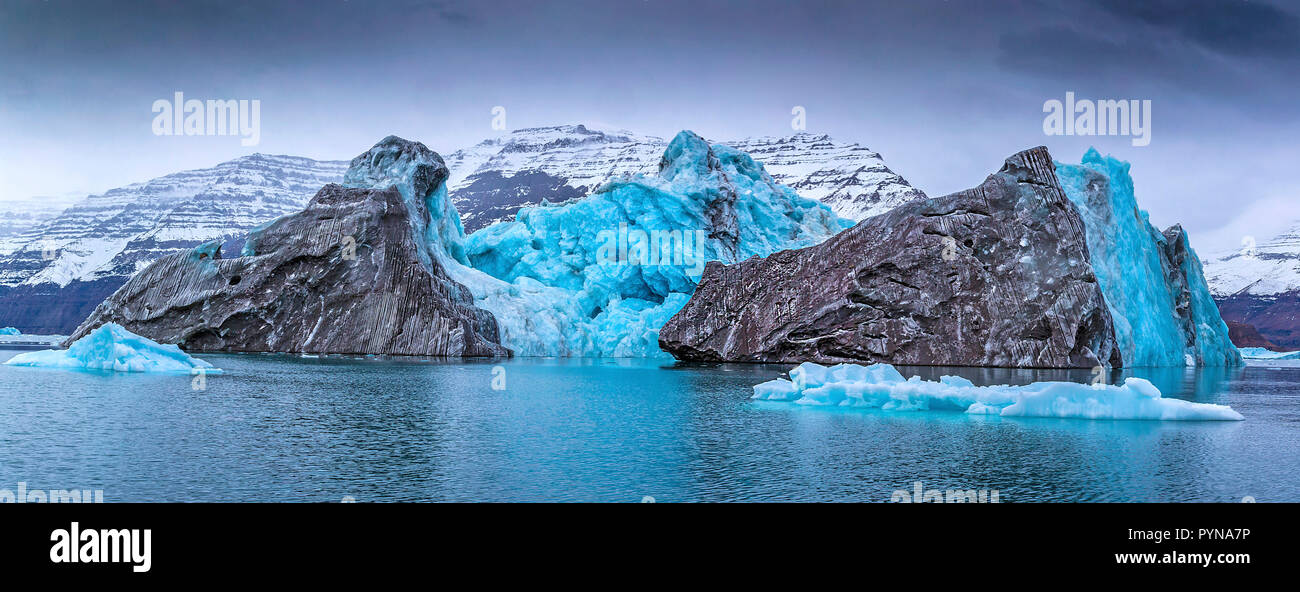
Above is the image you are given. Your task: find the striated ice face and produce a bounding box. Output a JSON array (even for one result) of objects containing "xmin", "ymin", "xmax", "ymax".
[
  {"xmin": 752, "ymin": 362, "xmax": 1243, "ymax": 421},
  {"xmin": 1055, "ymin": 149, "xmax": 1240, "ymax": 367}
]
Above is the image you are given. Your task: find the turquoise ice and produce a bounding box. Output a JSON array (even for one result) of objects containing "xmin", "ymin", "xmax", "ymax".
[
  {"xmin": 1055, "ymin": 149, "xmax": 1241, "ymax": 367},
  {"xmin": 447, "ymin": 131, "xmax": 849, "ymax": 356},
  {"xmin": 752, "ymin": 362, "xmax": 1243, "ymax": 420},
  {"xmin": 4, "ymin": 323, "xmax": 221, "ymax": 374}
]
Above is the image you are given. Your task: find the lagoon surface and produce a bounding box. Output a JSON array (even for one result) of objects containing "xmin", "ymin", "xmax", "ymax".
[{"xmin": 1, "ymin": 349, "xmax": 1297, "ymax": 502}]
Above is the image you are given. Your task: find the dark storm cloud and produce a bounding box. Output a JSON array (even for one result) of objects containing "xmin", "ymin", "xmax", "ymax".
[
  {"xmin": 995, "ymin": 0, "xmax": 1300, "ymax": 116},
  {"xmin": 1092, "ymin": 0, "xmax": 1300, "ymax": 58},
  {"xmin": 2, "ymin": 0, "xmax": 1299, "ymax": 253}
]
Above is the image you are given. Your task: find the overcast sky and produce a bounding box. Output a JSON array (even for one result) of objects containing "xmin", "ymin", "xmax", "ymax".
[{"xmin": 2, "ymin": 0, "xmax": 1297, "ymax": 253}]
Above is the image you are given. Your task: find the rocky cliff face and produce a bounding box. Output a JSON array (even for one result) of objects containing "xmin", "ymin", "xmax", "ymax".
[
  {"xmin": 67, "ymin": 138, "xmax": 507, "ymax": 357},
  {"xmin": 1226, "ymin": 320, "xmax": 1280, "ymax": 349},
  {"xmin": 659, "ymin": 147, "xmax": 1121, "ymax": 368}
]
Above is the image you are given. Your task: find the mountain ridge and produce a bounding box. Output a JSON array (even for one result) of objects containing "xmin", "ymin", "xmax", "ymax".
[{"xmin": 0, "ymin": 125, "xmax": 925, "ymax": 333}]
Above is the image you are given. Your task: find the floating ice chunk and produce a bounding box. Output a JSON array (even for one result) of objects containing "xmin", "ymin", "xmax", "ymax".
[
  {"xmin": 0, "ymin": 327, "xmax": 19, "ymax": 335},
  {"xmin": 5, "ymin": 323, "xmax": 221, "ymax": 374},
  {"xmin": 1237, "ymin": 347, "xmax": 1300, "ymax": 360},
  {"xmin": 753, "ymin": 362, "xmax": 1243, "ymax": 421}
]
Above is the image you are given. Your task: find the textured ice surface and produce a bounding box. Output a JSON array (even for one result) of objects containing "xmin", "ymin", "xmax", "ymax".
[
  {"xmin": 1056, "ymin": 149, "xmax": 1240, "ymax": 367},
  {"xmin": 453, "ymin": 131, "xmax": 849, "ymax": 356},
  {"xmin": 752, "ymin": 362, "xmax": 1243, "ymax": 420},
  {"xmin": 0, "ymin": 327, "xmax": 19, "ymax": 335},
  {"xmin": 4, "ymin": 323, "xmax": 221, "ymax": 374},
  {"xmin": 344, "ymin": 136, "xmax": 470, "ymax": 266},
  {"xmin": 1238, "ymin": 347, "xmax": 1300, "ymax": 360}
]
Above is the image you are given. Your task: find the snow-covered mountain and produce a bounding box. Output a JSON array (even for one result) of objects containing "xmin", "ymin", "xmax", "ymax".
[
  {"xmin": 0, "ymin": 154, "xmax": 349, "ymax": 289},
  {"xmin": 0, "ymin": 125, "xmax": 924, "ymax": 333},
  {"xmin": 445, "ymin": 125, "xmax": 924, "ymax": 232},
  {"xmin": 722, "ymin": 134, "xmax": 925, "ymax": 222},
  {"xmin": 1203, "ymin": 224, "xmax": 1300, "ymax": 297},
  {"xmin": 0, "ymin": 195, "xmax": 85, "ymax": 257},
  {"xmin": 1203, "ymin": 223, "xmax": 1300, "ymax": 348},
  {"xmin": 0, "ymin": 155, "xmax": 349, "ymax": 332}
]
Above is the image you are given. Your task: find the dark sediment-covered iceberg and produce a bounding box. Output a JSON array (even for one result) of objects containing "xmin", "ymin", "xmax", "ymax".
[
  {"xmin": 660, "ymin": 146, "xmax": 1241, "ymax": 368},
  {"xmin": 66, "ymin": 137, "xmax": 508, "ymax": 357},
  {"xmin": 660, "ymin": 147, "xmax": 1121, "ymax": 367}
]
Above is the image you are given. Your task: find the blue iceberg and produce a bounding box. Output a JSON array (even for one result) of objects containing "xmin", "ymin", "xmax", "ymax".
[
  {"xmin": 4, "ymin": 323, "xmax": 222, "ymax": 374},
  {"xmin": 448, "ymin": 131, "xmax": 849, "ymax": 356},
  {"xmin": 1056, "ymin": 149, "xmax": 1241, "ymax": 367},
  {"xmin": 343, "ymin": 135, "xmax": 470, "ymax": 266},
  {"xmin": 0, "ymin": 327, "xmax": 19, "ymax": 335},
  {"xmin": 752, "ymin": 362, "xmax": 1243, "ymax": 421}
]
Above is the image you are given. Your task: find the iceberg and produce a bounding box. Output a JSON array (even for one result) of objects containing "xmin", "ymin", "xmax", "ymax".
[
  {"xmin": 1055, "ymin": 149, "xmax": 1241, "ymax": 367},
  {"xmin": 452, "ymin": 131, "xmax": 849, "ymax": 356},
  {"xmin": 752, "ymin": 362, "xmax": 1243, "ymax": 421},
  {"xmin": 342, "ymin": 135, "xmax": 470, "ymax": 266},
  {"xmin": 0, "ymin": 327, "xmax": 19, "ymax": 335},
  {"xmin": 5, "ymin": 323, "xmax": 221, "ymax": 374},
  {"xmin": 1238, "ymin": 347, "xmax": 1300, "ymax": 360}
]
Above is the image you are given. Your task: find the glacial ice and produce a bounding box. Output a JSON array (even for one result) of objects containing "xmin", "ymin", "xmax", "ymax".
[
  {"xmin": 0, "ymin": 327, "xmax": 19, "ymax": 335},
  {"xmin": 1238, "ymin": 347, "xmax": 1300, "ymax": 360},
  {"xmin": 4, "ymin": 323, "xmax": 221, "ymax": 374},
  {"xmin": 752, "ymin": 362, "xmax": 1244, "ymax": 421},
  {"xmin": 1056, "ymin": 149, "xmax": 1241, "ymax": 367},
  {"xmin": 447, "ymin": 131, "xmax": 850, "ymax": 356},
  {"xmin": 344, "ymin": 135, "xmax": 470, "ymax": 266}
]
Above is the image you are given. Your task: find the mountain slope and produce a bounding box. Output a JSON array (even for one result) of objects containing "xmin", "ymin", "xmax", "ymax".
[
  {"xmin": 445, "ymin": 125, "xmax": 924, "ymax": 232},
  {"xmin": 0, "ymin": 155, "xmax": 349, "ymax": 332},
  {"xmin": 0, "ymin": 195, "xmax": 84, "ymax": 257},
  {"xmin": 1203, "ymin": 223, "xmax": 1300, "ymax": 347},
  {"xmin": 0, "ymin": 125, "xmax": 924, "ymax": 333}
]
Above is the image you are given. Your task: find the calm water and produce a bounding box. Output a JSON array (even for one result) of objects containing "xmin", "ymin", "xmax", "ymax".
[{"xmin": 1, "ymin": 348, "xmax": 1297, "ymax": 502}]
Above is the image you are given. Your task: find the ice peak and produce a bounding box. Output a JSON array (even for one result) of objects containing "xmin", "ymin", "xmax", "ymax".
[
  {"xmin": 345, "ymin": 136, "xmax": 449, "ymax": 200},
  {"xmin": 657, "ymin": 130, "xmax": 716, "ymax": 180},
  {"xmin": 344, "ymin": 136, "xmax": 467, "ymax": 265},
  {"xmin": 1080, "ymin": 147, "xmax": 1131, "ymax": 174}
]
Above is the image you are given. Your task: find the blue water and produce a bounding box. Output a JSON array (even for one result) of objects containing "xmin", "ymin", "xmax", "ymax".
[{"xmin": 1, "ymin": 348, "xmax": 1297, "ymax": 502}]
